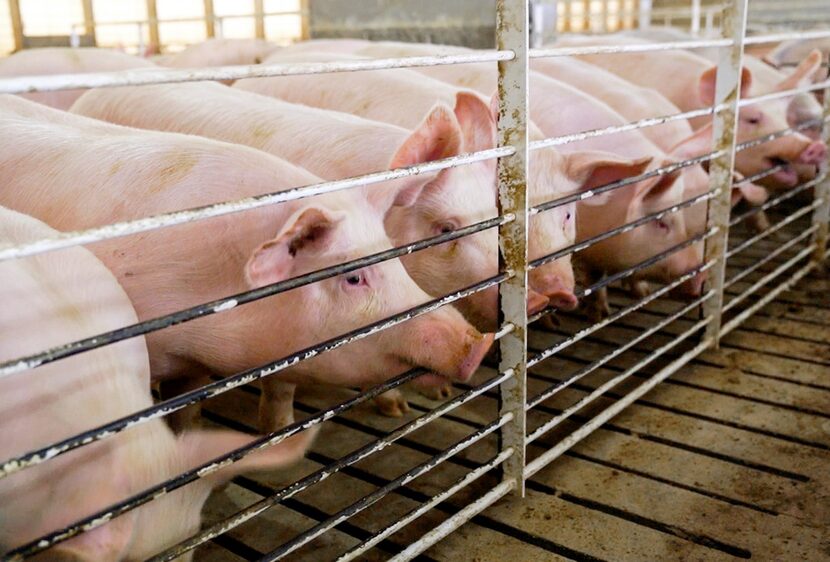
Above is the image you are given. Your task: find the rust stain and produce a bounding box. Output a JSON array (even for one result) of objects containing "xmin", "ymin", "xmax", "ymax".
[{"xmin": 250, "ymin": 123, "xmax": 275, "ymax": 145}]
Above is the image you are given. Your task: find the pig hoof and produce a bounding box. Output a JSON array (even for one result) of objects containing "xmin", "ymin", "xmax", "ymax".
[
  {"xmin": 420, "ymin": 383, "xmax": 452, "ymax": 401},
  {"xmin": 375, "ymin": 392, "xmax": 410, "ymax": 418},
  {"xmin": 536, "ymin": 314, "xmax": 560, "ymax": 332},
  {"xmin": 586, "ymin": 302, "xmax": 610, "ymax": 323}
]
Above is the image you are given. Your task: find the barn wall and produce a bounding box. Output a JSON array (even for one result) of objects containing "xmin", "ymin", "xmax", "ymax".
[{"xmin": 307, "ymin": 0, "xmax": 498, "ymax": 48}]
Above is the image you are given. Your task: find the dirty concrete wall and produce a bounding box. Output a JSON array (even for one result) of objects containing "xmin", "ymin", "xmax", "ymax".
[{"xmin": 308, "ymin": 0, "xmax": 498, "ymax": 48}]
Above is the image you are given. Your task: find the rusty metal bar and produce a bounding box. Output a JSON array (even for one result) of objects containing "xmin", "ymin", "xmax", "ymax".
[
  {"xmin": 700, "ymin": 0, "xmax": 748, "ymax": 348},
  {"xmin": 8, "ymin": 0, "xmax": 23, "ymax": 52},
  {"xmin": 811, "ymin": 65, "xmax": 830, "ymax": 263},
  {"xmin": 145, "ymin": 0, "xmax": 160, "ymax": 54},
  {"xmin": 203, "ymin": 0, "xmax": 215, "ymax": 38},
  {"xmin": 253, "ymin": 0, "xmax": 265, "ymax": 39},
  {"xmin": 495, "ymin": 0, "xmax": 529, "ymax": 497}
]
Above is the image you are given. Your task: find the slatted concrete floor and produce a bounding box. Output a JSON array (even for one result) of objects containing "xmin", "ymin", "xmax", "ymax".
[{"xmin": 191, "ymin": 209, "xmax": 830, "ymax": 562}]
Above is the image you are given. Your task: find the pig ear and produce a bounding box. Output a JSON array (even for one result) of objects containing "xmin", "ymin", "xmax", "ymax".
[
  {"xmin": 670, "ymin": 124, "xmax": 714, "ymax": 161},
  {"xmin": 731, "ymin": 180, "xmax": 769, "ymax": 207},
  {"xmin": 699, "ymin": 66, "xmax": 753, "ymax": 106},
  {"xmin": 636, "ymin": 160, "xmax": 683, "ymax": 202},
  {"xmin": 245, "ymin": 206, "xmax": 345, "ymax": 287},
  {"xmin": 564, "ymin": 151, "xmax": 653, "ymax": 207},
  {"xmin": 179, "ymin": 427, "xmax": 318, "ymax": 486},
  {"xmin": 776, "ymin": 50, "xmax": 824, "ymax": 90},
  {"xmin": 388, "ymin": 103, "xmax": 462, "ymax": 207},
  {"xmin": 454, "ymin": 91, "xmax": 497, "ymax": 153}
]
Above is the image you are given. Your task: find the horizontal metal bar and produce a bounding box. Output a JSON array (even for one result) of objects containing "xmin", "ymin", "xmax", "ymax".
[
  {"xmin": 526, "ymin": 289, "xmax": 713, "ymax": 412},
  {"xmin": 530, "ymin": 226, "xmax": 718, "ymax": 324},
  {"xmin": 387, "ymin": 478, "xmax": 517, "ymax": 562},
  {"xmin": 150, "ymin": 371, "xmax": 513, "ymax": 562},
  {"xmin": 726, "ymin": 203, "xmax": 820, "ymax": 260},
  {"xmin": 734, "ymin": 163, "xmax": 785, "ymax": 186},
  {"xmin": 720, "ymin": 260, "xmax": 819, "ymax": 338},
  {"xmin": 527, "ymin": 258, "xmax": 715, "ymax": 373},
  {"xmin": 743, "ymin": 29, "xmax": 830, "ymax": 45},
  {"xmin": 529, "ymin": 38, "xmax": 733, "ymax": 59},
  {"xmin": 729, "ymin": 175, "xmax": 824, "ymax": 228},
  {"xmin": 336, "ymin": 448, "xmax": 513, "ymax": 562},
  {"xmin": 5, "ymin": 364, "xmax": 421, "ymax": 561},
  {"xmin": 70, "ymin": 10, "xmax": 302, "ymax": 29},
  {"xmin": 734, "ymin": 118, "xmax": 824, "ymax": 154},
  {"xmin": 0, "ymin": 213, "xmax": 507, "ymax": 381},
  {"xmin": 722, "ymin": 245, "xmax": 814, "ymax": 315},
  {"xmin": 259, "ymin": 414, "xmax": 513, "ymax": 561},
  {"xmin": 0, "ymin": 52, "xmax": 516, "ymax": 94},
  {"xmin": 0, "ymin": 147, "xmax": 511, "ymax": 263},
  {"xmin": 529, "ymin": 108, "xmax": 727, "ymax": 151},
  {"xmin": 530, "ymin": 188, "xmax": 717, "ymax": 271},
  {"xmin": 725, "ymin": 225, "xmax": 818, "ymax": 290},
  {"xmin": 0, "ymin": 274, "xmax": 506, "ymax": 482},
  {"xmin": 524, "ymin": 332, "xmax": 713, "ymax": 480},
  {"xmin": 530, "ymin": 152, "xmax": 719, "ymax": 215},
  {"xmin": 738, "ymin": 80, "xmax": 830, "ymax": 109}
]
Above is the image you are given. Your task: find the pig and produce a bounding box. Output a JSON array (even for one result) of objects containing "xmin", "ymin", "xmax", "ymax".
[
  {"xmin": 309, "ymin": 43, "xmax": 708, "ymax": 305},
  {"xmin": 0, "ymin": 205, "xmax": 316, "ymax": 561},
  {"xmin": 0, "ymin": 47, "xmax": 156, "ymax": 110},
  {"xmin": 0, "ymin": 95, "xmax": 493, "ymax": 433},
  {"xmin": 159, "ymin": 38, "xmax": 279, "ymax": 84},
  {"xmin": 766, "ymin": 37, "xmax": 830, "ymax": 79},
  {"xmin": 551, "ymin": 35, "xmax": 827, "ymax": 190},
  {"xmin": 71, "ymin": 81, "xmax": 551, "ymax": 332},
  {"xmin": 234, "ymin": 51, "xmax": 586, "ymax": 312}
]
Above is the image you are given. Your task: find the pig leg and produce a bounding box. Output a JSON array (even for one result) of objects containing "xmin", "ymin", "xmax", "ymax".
[
  {"xmin": 419, "ymin": 383, "xmax": 453, "ymax": 401},
  {"xmin": 746, "ymin": 210, "xmax": 771, "ymax": 233},
  {"xmin": 373, "ymin": 389, "xmax": 411, "ymax": 417},
  {"xmin": 159, "ymin": 374, "xmax": 212, "ymax": 433},
  {"xmin": 625, "ymin": 279, "xmax": 651, "ymax": 299},
  {"xmin": 584, "ymin": 287, "xmax": 612, "ymax": 323},
  {"xmin": 259, "ymin": 378, "xmax": 297, "ymax": 432}
]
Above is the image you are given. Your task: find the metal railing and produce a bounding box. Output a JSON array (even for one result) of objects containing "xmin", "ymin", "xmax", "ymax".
[{"xmin": 0, "ymin": 0, "xmax": 828, "ymax": 559}]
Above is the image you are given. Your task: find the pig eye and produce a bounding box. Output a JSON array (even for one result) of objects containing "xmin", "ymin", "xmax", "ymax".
[
  {"xmin": 655, "ymin": 219, "xmax": 670, "ymax": 231},
  {"xmin": 434, "ymin": 221, "xmax": 458, "ymax": 235},
  {"xmin": 565, "ymin": 212, "xmax": 572, "ymax": 221},
  {"xmin": 745, "ymin": 115, "xmax": 761, "ymax": 125},
  {"xmin": 343, "ymin": 273, "xmax": 366, "ymax": 287}
]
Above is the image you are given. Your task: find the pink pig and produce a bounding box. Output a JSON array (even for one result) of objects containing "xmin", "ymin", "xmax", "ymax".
[
  {"xmin": 551, "ymin": 35, "xmax": 827, "ymax": 190},
  {"xmin": 0, "ymin": 95, "xmax": 492, "ymax": 431},
  {"xmin": 0, "ymin": 47, "xmax": 155, "ymax": 110},
  {"xmin": 0, "ymin": 206, "xmax": 316, "ymax": 561}
]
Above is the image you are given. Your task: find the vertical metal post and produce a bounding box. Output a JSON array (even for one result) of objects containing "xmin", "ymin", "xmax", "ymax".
[
  {"xmin": 254, "ymin": 0, "xmax": 265, "ymax": 39},
  {"xmin": 8, "ymin": 0, "xmax": 23, "ymax": 52},
  {"xmin": 691, "ymin": 0, "xmax": 701, "ymax": 37},
  {"xmin": 811, "ymin": 55, "xmax": 830, "ymax": 263},
  {"xmin": 495, "ymin": 0, "xmax": 528, "ymax": 497},
  {"xmin": 300, "ymin": 0, "xmax": 311, "ymax": 40},
  {"xmin": 701, "ymin": 0, "xmax": 748, "ymax": 347},
  {"xmin": 204, "ymin": 0, "xmax": 216, "ymax": 38},
  {"xmin": 146, "ymin": 0, "xmax": 160, "ymax": 54},
  {"xmin": 81, "ymin": 0, "xmax": 95, "ymax": 45},
  {"xmin": 638, "ymin": 0, "xmax": 652, "ymax": 29}
]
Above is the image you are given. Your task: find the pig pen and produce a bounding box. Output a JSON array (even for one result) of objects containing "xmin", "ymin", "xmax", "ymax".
[{"xmin": 0, "ymin": 0, "xmax": 828, "ymax": 560}]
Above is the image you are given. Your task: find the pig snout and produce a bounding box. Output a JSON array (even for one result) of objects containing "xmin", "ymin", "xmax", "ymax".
[
  {"xmin": 797, "ymin": 141, "xmax": 827, "ymax": 166},
  {"xmin": 407, "ymin": 308, "xmax": 495, "ymax": 383},
  {"xmin": 456, "ymin": 332, "xmax": 495, "ymax": 382},
  {"xmin": 531, "ymin": 274, "xmax": 578, "ymax": 311},
  {"xmin": 671, "ymin": 270, "xmax": 708, "ymax": 299},
  {"xmin": 527, "ymin": 289, "xmax": 550, "ymax": 315}
]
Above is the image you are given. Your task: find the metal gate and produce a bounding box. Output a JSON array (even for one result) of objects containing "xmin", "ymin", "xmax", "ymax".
[{"xmin": 0, "ymin": 0, "xmax": 827, "ymax": 559}]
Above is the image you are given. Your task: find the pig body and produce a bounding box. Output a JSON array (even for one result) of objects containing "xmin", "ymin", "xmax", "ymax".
[
  {"xmin": 0, "ymin": 206, "xmax": 315, "ymax": 560},
  {"xmin": 551, "ymin": 35, "xmax": 827, "ymax": 189},
  {"xmin": 160, "ymin": 38, "xmax": 279, "ymax": 84},
  {"xmin": 0, "ymin": 47, "xmax": 155, "ymax": 110},
  {"xmin": 235, "ymin": 51, "xmax": 590, "ymax": 311},
  {"xmin": 317, "ymin": 43, "xmax": 705, "ymax": 296},
  {"xmin": 0, "ymin": 95, "xmax": 491, "ymax": 430}
]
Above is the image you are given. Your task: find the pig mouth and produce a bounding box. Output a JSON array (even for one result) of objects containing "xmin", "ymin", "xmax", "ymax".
[{"xmin": 766, "ymin": 157, "xmax": 799, "ymax": 186}]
